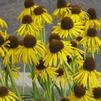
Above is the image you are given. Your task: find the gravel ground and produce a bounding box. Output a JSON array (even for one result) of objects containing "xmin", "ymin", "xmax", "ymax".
[{"xmin": 0, "ymin": 0, "xmax": 101, "ymax": 71}]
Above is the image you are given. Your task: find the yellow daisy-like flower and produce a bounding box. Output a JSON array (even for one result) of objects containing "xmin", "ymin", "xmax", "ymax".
[
  {"xmin": 16, "ymin": 15, "xmax": 38, "ymax": 36},
  {"xmin": 0, "ymin": 18, "xmax": 8, "ymax": 28},
  {"xmin": 17, "ymin": 35, "xmax": 46, "ymax": 65},
  {"xmin": 32, "ymin": 60, "xmax": 58, "ymax": 82},
  {"xmin": 0, "ymin": 31, "xmax": 9, "ymax": 57},
  {"xmin": 52, "ymin": 17, "xmax": 84, "ymax": 39},
  {"xmin": 67, "ymin": 5, "xmax": 88, "ymax": 22},
  {"xmin": 85, "ymin": 8, "xmax": 101, "ymax": 30},
  {"xmin": 3, "ymin": 35, "xmax": 20, "ymax": 66},
  {"xmin": 0, "ymin": 86, "xmax": 18, "ymax": 101},
  {"xmin": 67, "ymin": 85, "xmax": 93, "ymax": 101},
  {"xmin": 53, "ymin": 0, "xmax": 71, "ymax": 18},
  {"xmin": 73, "ymin": 57, "xmax": 101, "ymax": 88},
  {"xmin": 80, "ymin": 28, "xmax": 101, "ymax": 53},
  {"xmin": 92, "ymin": 87, "xmax": 101, "ymax": 101},
  {"xmin": 69, "ymin": 41, "xmax": 84, "ymax": 68},
  {"xmin": 32, "ymin": 6, "xmax": 53, "ymax": 27},
  {"xmin": 56, "ymin": 68, "xmax": 69, "ymax": 88},
  {"xmin": 3, "ymin": 66, "xmax": 20, "ymax": 80},
  {"xmin": 75, "ymin": 36, "xmax": 83, "ymax": 45},
  {"xmin": 18, "ymin": 0, "xmax": 36, "ymax": 20},
  {"xmin": 44, "ymin": 39, "xmax": 73, "ymax": 67}
]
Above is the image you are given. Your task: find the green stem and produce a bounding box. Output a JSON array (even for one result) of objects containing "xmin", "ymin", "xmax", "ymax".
[
  {"xmin": 0, "ymin": 67, "xmax": 4, "ymax": 85},
  {"xmin": 28, "ymin": 64, "xmax": 37, "ymax": 101},
  {"xmin": 43, "ymin": 26, "xmax": 46, "ymax": 43},
  {"xmin": 7, "ymin": 64, "xmax": 23, "ymax": 101},
  {"xmin": 92, "ymin": 52, "xmax": 95, "ymax": 58},
  {"xmin": 65, "ymin": 62, "xmax": 74, "ymax": 74},
  {"xmin": 5, "ymin": 73, "xmax": 8, "ymax": 87},
  {"xmin": 45, "ymin": 76, "xmax": 52, "ymax": 101},
  {"xmin": 23, "ymin": 64, "xmax": 26, "ymax": 94}
]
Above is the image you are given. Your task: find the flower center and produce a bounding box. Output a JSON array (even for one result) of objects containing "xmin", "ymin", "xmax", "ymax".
[
  {"xmin": 61, "ymin": 17, "xmax": 73, "ymax": 30},
  {"xmin": 57, "ymin": 0, "xmax": 67, "ymax": 8},
  {"xmin": 76, "ymin": 36, "xmax": 83, "ymax": 41},
  {"xmin": 93, "ymin": 87, "xmax": 101, "ymax": 99},
  {"xmin": 22, "ymin": 15, "xmax": 33, "ymax": 24},
  {"xmin": 36, "ymin": 60, "xmax": 46, "ymax": 70},
  {"xmin": 0, "ymin": 87, "xmax": 8, "ymax": 97},
  {"xmin": 87, "ymin": 28, "xmax": 97, "ymax": 37},
  {"xmin": 34, "ymin": 6, "xmax": 46, "ymax": 15},
  {"xmin": 56, "ymin": 68, "xmax": 64, "ymax": 77},
  {"xmin": 71, "ymin": 5, "xmax": 81, "ymax": 14},
  {"xmin": 87, "ymin": 8, "xmax": 97, "ymax": 19},
  {"xmin": 0, "ymin": 35, "xmax": 4, "ymax": 46},
  {"xmin": 23, "ymin": 35, "xmax": 36, "ymax": 48},
  {"xmin": 83, "ymin": 57, "xmax": 96, "ymax": 71},
  {"xmin": 74, "ymin": 85, "xmax": 86, "ymax": 98},
  {"xmin": 7, "ymin": 36, "xmax": 19, "ymax": 49},
  {"xmin": 60, "ymin": 98, "xmax": 70, "ymax": 101},
  {"xmin": 49, "ymin": 39, "xmax": 64, "ymax": 53},
  {"xmin": 71, "ymin": 41, "xmax": 77, "ymax": 48},
  {"xmin": 24, "ymin": 0, "xmax": 34, "ymax": 8},
  {"xmin": 49, "ymin": 34, "xmax": 61, "ymax": 43},
  {"xmin": 67, "ymin": 55, "xmax": 72, "ymax": 64}
]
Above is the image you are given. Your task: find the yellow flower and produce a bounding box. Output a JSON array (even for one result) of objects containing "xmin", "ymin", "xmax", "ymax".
[
  {"xmin": 18, "ymin": 0, "xmax": 36, "ymax": 20},
  {"xmin": 0, "ymin": 31, "xmax": 9, "ymax": 57},
  {"xmin": 85, "ymin": 8, "xmax": 101, "ymax": 30},
  {"xmin": 32, "ymin": 6, "xmax": 53, "ymax": 27},
  {"xmin": 53, "ymin": 0, "xmax": 71, "ymax": 18},
  {"xmin": 69, "ymin": 41, "xmax": 84, "ymax": 68},
  {"xmin": 73, "ymin": 57, "xmax": 101, "ymax": 88},
  {"xmin": 32, "ymin": 60, "xmax": 58, "ymax": 82},
  {"xmin": 80, "ymin": 28, "xmax": 101, "ymax": 53},
  {"xmin": 0, "ymin": 86, "xmax": 18, "ymax": 101},
  {"xmin": 92, "ymin": 87, "xmax": 101, "ymax": 101},
  {"xmin": 67, "ymin": 5, "xmax": 88, "ymax": 22},
  {"xmin": 17, "ymin": 35, "xmax": 46, "ymax": 64},
  {"xmin": 16, "ymin": 15, "xmax": 39, "ymax": 37},
  {"xmin": 56, "ymin": 68, "xmax": 69, "ymax": 88},
  {"xmin": 44, "ymin": 39, "xmax": 73, "ymax": 67},
  {"xmin": 3, "ymin": 66, "xmax": 20, "ymax": 80},
  {"xmin": 0, "ymin": 18, "xmax": 8, "ymax": 28},
  {"xmin": 67, "ymin": 85, "xmax": 93, "ymax": 101},
  {"xmin": 3, "ymin": 35, "xmax": 20, "ymax": 66},
  {"xmin": 52, "ymin": 17, "xmax": 84, "ymax": 39}
]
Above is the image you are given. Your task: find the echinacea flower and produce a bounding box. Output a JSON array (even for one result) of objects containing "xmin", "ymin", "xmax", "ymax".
[
  {"xmin": 85, "ymin": 8, "xmax": 101, "ymax": 30},
  {"xmin": 52, "ymin": 17, "xmax": 84, "ymax": 39},
  {"xmin": 67, "ymin": 5, "xmax": 88, "ymax": 22},
  {"xmin": 73, "ymin": 57, "xmax": 101, "ymax": 88},
  {"xmin": 0, "ymin": 18, "xmax": 8, "ymax": 28},
  {"xmin": 92, "ymin": 87, "xmax": 101, "ymax": 101},
  {"xmin": 67, "ymin": 85, "xmax": 93, "ymax": 101},
  {"xmin": 44, "ymin": 39, "xmax": 73, "ymax": 67},
  {"xmin": 53, "ymin": 0, "xmax": 71, "ymax": 18},
  {"xmin": 3, "ymin": 35, "xmax": 20, "ymax": 66},
  {"xmin": 48, "ymin": 33, "xmax": 61, "ymax": 43},
  {"xmin": 32, "ymin": 60, "xmax": 58, "ymax": 81},
  {"xmin": 32, "ymin": 6, "xmax": 53, "ymax": 27},
  {"xmin": 17, "ymin": 35, "xmax": 46, "ymax": 64},
  {"xmin": 80, "ymin": 28, "xmax": 101, "ymax": 53},
  {"xmin": 16, "ymin": 15, "xmax": 38, "ymax": 36},
  {"xmin": 3, "ymin": 66, "xmax": 20, "ymax": 80},
  {"xmin": 56, "ymin": 68, "xmax": 69, "ymax": 87},
  {"xmin": 0, "ymin": 31, "xmax": 9, "ymax": 57},
  {"xmin": 0, "ymin": 86, "xmax": 18, "ymax": 101},
  {"xmin": 18, "ymin": 0, "xmax": 36, "ymax": 20}
]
